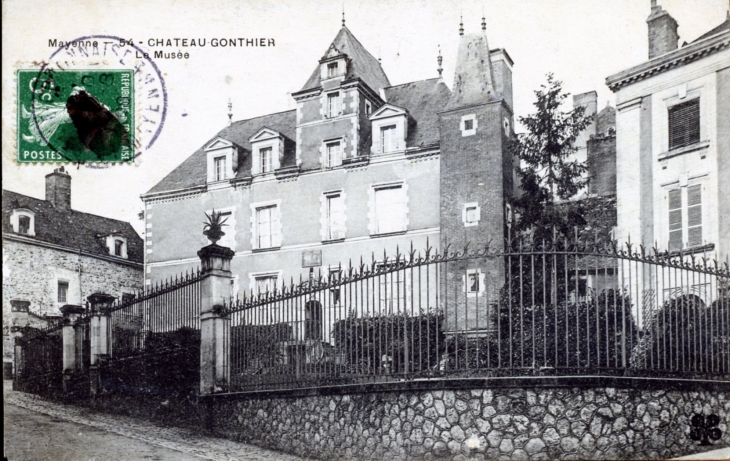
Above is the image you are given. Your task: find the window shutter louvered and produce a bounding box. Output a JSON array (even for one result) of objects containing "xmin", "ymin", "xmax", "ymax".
[
  {"xmin": 668, "ymin": 189, "xmax": 683, "ymax": 251},
  {"xmin": 687, "ymin": 185, "xmax": 702, "ymax": 247},
  {"xmin": 668, "ymin": 99, "xmax": 700, "ymax": 150}
]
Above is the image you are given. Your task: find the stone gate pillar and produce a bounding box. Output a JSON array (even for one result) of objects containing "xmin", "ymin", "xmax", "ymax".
[
  {"xmin": 9, "ymin": 300, "xmax": 30, "ymax": 380},
  {"xmin": 60, "ymin": 304, "xmax": 84, "ymax": 372},
  {"xmin": 87, "ymin": 293, "xmax": 115, "ymax": 397},
  {"xmin": 61, "ymin": 304, "xmax": 84, "ymax": 395},
  {"xmin": 198, "ymin": 243, "xmax": 234, "ymax": 395}
]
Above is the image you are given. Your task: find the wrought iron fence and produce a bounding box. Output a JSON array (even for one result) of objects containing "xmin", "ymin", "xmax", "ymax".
[
  {"xmin": 100, "ymin": 269, "xmax": 203, "ymax": 396},
  {"xmin": 14, "ymin": 321, "xmax": 64, "ymax": 396},
  {"xmin": 223, "ymin": 238, "xmax": 730, "ymax": 392}
]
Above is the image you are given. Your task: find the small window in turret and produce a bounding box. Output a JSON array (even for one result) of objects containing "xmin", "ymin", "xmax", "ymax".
[
  {"xmin": 461, "ymin": 114, "xmax": 477, "ymax": 137},
  {"xmin": 327, "ymin": 62, "xmax": 339, "ymax": 78}
]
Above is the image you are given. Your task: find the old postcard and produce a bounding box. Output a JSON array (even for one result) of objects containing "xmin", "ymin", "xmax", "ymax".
[{"xmin": 3, "ymin": 0, "xmax": 729, "ymax": 460}]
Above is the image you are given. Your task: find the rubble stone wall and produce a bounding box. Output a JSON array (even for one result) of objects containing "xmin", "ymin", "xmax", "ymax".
[{"xmin": 206, "ymin": 380, "xmax": 729, "ymax": 460}]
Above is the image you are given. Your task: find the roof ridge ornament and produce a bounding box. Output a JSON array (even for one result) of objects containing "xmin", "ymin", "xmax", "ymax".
[
  {"xmin": 437, "ymin": 45, "xmax": 443, "ymax": 79},
  {"xmin": 459, "ymin": 14, "xmax": 464, "ymax": 36},
  {"xmin": 342, "ymin": 5, "xmax": 345, "ymax": 27}
]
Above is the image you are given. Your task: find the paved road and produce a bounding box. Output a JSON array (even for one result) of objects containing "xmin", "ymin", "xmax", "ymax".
[
  {"xmin": 5, "ymin": 402, "xmax": 202, "ymax": 461},
  {"xmin": 3, "ymin": 381, "xmax": 306, "ymax": 461}
]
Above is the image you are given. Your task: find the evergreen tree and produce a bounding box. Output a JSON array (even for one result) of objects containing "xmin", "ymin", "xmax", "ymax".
[{"xmin": 509, "ymin": 74, "xmax": 594, "ymax": 242}]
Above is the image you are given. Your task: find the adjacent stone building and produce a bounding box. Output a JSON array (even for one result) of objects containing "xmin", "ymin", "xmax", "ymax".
[
  {"xmin": 142, "ymin": 18, "xmax": 517, "ymax": 334},
  {"xmin": 2, "ymin": 167, "xmax": 144, "ymax": 377},
  {"xmin": 608, "ymin": 2, "xmax": 730, "ymax": 263}
]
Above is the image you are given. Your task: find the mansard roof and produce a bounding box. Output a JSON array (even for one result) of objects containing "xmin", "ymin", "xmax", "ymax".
[
  {"xmin": 299, "ymin": 26, "xmax": 390, "ymax": 93},
  {"xmin": 1, "ymin": 190, "xmax": 144, "ymax": 263},
  {"xmin": 145, "ymin": 110, "xmax": 296, "ymax": 195},
  {"xmin": 383, "ymin": 78, "xmax": 451, "ymax": 148}
]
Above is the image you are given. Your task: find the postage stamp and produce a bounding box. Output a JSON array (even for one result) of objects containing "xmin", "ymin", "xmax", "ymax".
[{"xmin": 16, "ymin": 68, "xmax": 135, "ymax": 163}]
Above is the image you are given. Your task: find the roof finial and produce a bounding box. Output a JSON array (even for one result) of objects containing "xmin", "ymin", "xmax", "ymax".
[
  {"xmin": 342, "ymin": 5, "xmax": 346, "ymax": 27},
  {"xmin": 227, "ymin": 99, "xmax": 233, "ymax": 126},
  {"xmin": 482, "ymin": 16, "xmax": 486, "ymax": 31},
  {"xmin": 459, "ymin": 14, "xmax": 464, "ymax": 36},
  {"xmin": 437, "ymin": 45, "xmax": 443, "ymax": 78}
]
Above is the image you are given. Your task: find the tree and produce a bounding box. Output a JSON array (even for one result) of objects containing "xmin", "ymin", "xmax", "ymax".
[{"xmin": 510, "ymin": 74, "xmax": 594, "ymax": 242}]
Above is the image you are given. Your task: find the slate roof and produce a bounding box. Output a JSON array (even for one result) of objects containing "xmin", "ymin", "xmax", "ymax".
[
  {"xmin": 692, "ymin": 15, "xmax": 730, "ymax": 43},
  {"xmin": 145, "ymin": 109, "xmax": 296, "ymax": 194},
  {"xmin": 383, "ymin": 78, "xmax": 451, "ymax": 148},
  {"xmin": 299, "ymin": 26, "xmax": 390, "ymax": 93},
  {"xmin": 147, "ymin": 76, "xmax": 450, "ymax": 195},
  {"xmin": 2, "ymin": 190, "xmax": 144, "ymax": 263}
]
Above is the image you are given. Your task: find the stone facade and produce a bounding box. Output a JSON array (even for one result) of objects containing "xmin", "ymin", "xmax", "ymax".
[
  {"xmin": 207, "ymin": 382, "xmax": 729, "ymax": 460},
  {"xmin": 2, "ymin": 239, "xmax": 143, "ymax": 367}
]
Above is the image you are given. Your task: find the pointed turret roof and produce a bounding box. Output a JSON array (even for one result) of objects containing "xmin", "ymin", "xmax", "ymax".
[
  {"xmin": 445, "ymin": 26, "xmax": 499, "ymax": 111},
  {"xmin": 299, "ymin": 26, "xmax": 390, "ymax": 93}
]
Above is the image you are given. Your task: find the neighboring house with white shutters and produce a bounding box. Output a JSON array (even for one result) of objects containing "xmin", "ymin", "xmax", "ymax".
[{"xmin": 607, "ymin": 2, "xmax": 730, "ymax": 265}]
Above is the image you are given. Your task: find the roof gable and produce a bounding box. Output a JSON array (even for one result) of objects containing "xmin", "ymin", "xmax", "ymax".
[
  {"xmin": 249, "ymin": 127, "xmax": 283, "ymax": 143},
  {"xmin": 204, "ymin": 137, "xmax": 234, "ymax": 151},
  {"xmin": 369, "ymin": 104, "xmax": 408, "ymax": 120}
]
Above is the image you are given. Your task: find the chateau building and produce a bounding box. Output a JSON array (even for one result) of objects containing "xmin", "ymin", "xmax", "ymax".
[
  {"xmin": 2, "ymin": 167, "xmax": 144, "ymax": 377},
  {"xmin": 608, "ymin": 2, "xmax": 730, "ymax": 264},
  {"xmin": 142, "ymin": 18, "xmax": 517, "ymax": 333}
]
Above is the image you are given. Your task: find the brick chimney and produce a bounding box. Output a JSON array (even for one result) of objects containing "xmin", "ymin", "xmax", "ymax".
[
  {"xmin": 45, "ymin": 166, "xmax": 71, "ymax": 210},
  {"xmin": 647, "ymin": 0, "xmax": 679, "ymax": 59}
]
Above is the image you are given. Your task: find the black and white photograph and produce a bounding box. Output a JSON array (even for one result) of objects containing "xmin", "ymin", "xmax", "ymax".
[{"xmin": 2, "ymin": 0, "xmax": 729, "ymax": 459}]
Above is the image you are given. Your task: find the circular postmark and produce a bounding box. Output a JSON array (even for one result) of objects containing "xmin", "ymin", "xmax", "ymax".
[{"xmin": 21, "ymin": 35, "xmax": 167, "ymax": 164}]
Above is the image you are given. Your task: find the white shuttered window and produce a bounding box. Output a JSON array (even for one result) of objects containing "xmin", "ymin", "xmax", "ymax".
[{"xmin": 375, "ymin": 185, "xmax": 406, "ymax": 234}]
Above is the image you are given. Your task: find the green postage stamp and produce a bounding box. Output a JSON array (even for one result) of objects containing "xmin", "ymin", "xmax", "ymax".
[{"xmin": 16, "ymin": 68, "xmax": 135, "ymax": 163}]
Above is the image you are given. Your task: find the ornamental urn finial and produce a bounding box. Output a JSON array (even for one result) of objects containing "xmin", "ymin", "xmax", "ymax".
[{"xmin": 203, "ymin": 210, "xmax": 229, "ymax": 245}]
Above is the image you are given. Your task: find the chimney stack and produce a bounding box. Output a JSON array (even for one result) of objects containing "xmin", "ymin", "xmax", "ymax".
[
  {"xmin": 647, "ymin": 1, "xmax": 679, "ymax": 59},
  {"xmin": 45, "ymin": 166, "xmax": 71, "ymax": 210}
]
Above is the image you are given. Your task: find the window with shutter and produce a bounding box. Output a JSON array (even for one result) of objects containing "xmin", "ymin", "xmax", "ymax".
[
  {"xmin": 327, "ymin": 92, "xmax": 340, "ymax": 118},
  {"xmin": 255, "ymin": 275, "xmax": 278, "ymax": 296},
  {"xmin": 325, "ymin": 194, "xmax": 345, "ymax": 240},
  {"xmin": 668, "ymin": 189, "xmax": 682, "ymax": 251},
  {"xmin": 686, "ymin": 185, "xmax": 702, "ymax": 247},
  {"xmin": 380, "ymin": 125, "xmax": 397, "ymax": 153},
  {"xmin": 260, "ymin": 147, "xmax": 273, "ymax": 173},
  {"xmin": 214, "ymin": 156, "xmax": 226, "ymax": 181},
  {"xmin": 326, "ymin": 141, "xmax": 342, "ymax": 168},
  {"xmin": 256, "ymin": 205, "xmax": 280, "ymax": 249},
  {"xmin": 374, "ymin": 185, "xmax": 406, "ymax": 234},
  {"xmin": 668, "ymin": 99, "xmax": 700, "ymax": 150}
]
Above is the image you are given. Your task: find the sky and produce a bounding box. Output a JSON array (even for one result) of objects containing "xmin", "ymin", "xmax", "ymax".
[{"xmin": 2, "ymin": 0, "xmax": 727, "ymax": 237}]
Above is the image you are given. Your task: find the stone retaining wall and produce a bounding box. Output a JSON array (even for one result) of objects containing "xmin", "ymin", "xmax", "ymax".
[{"xmin": 205, "ymin": 379, "xmax": 729, "ymax": 460}]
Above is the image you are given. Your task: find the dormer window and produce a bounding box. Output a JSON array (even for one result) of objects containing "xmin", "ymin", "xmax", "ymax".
[
  {"xmin": 204, "ymin": 137, "xmax": 237, "ymax": 184},
  {"xmin": 10, "ymin": 209, "xmax": 36, "ymax": 236},
  {"xmin": 248, "ymin": 128, "xmax": 285, "ymax": 175},
  {"xmin": 105, "ymin": 234, "xmax": 128, "ymax": 259},
  {"xmin": 327, "ymin": 62, "xmax": 338, "ymax": 78},
  {"xmin": 369, "ymin": 104, "xmax": 411, "ymax": 154}
]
